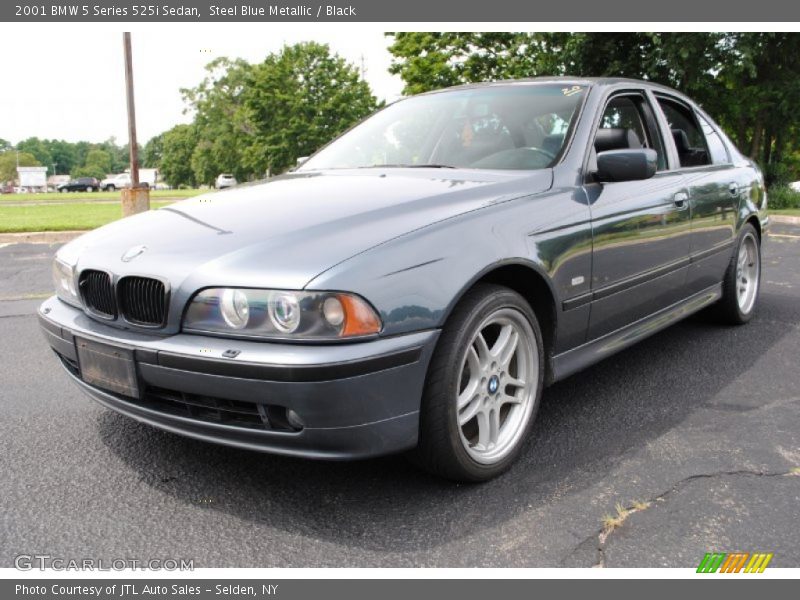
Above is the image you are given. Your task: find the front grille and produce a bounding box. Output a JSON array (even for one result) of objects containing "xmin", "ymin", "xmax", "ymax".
[
  {"xmin": 118, "ymin": 276, "xmax": 167, "ymax": 326},
  {"xmin": 79, "ymin": 270, "xmax": 116, "ymax": 317}
]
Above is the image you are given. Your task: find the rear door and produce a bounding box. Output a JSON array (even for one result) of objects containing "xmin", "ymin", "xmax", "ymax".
[
  {"xmin": 585, "ymin": 91, "xmax": 691, "ymax": 340},
  {"xmin": 654, "ymin": 96, "xmax": 739, "ymax": 294}
]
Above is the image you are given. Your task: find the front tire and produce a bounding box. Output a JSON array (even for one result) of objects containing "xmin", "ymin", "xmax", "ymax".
[
  {"xmin": 714, "ymin": 223, "xmax": 761, "ymax": 324},
  {"xmin": 413, "ymin": 284, "xmax": 544, "ymax": 482}
]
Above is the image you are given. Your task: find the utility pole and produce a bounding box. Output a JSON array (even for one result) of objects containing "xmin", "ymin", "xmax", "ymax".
[{"xmin": 121, "ymin": 32, "xmax": 149, "ymax": 215}]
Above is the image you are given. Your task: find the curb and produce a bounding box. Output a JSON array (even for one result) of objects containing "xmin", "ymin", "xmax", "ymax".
[
  {"xmin": 771, "ymin": 215, "xmax": 800, "ymax": 225},
  {"xmin": 0, "ymin": 230, "xmax": 88, "ymax": 245}
]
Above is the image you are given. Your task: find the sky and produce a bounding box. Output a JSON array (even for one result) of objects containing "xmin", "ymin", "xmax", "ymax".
[{"xmin": 0, "ymin": 25, "xmax": 405, "ymax": 146}]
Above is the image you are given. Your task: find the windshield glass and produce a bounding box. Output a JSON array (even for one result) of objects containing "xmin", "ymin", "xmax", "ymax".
[{"xmin": 300, "ymin": 84, "xmax": 587, "ymax": 171}]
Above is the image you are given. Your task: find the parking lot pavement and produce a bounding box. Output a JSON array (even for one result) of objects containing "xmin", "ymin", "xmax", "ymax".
[{"xmin": 1, "ymin": 225, "xmax": 799, "ymax": 568}]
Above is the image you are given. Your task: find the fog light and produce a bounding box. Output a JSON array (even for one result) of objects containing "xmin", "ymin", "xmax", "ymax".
[
  {"xmin": 286, "ymin": 409, "xmax": 304, "ymax": 430},
  {"xmin": 220, "ymin": 289, "xmax": 249, "ymax": 329}
]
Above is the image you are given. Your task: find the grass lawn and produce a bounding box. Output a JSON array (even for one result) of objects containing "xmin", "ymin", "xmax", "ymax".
[
  {"xmin": 0, "ymin": 201, "xmax": 171, "ymax": 232},
  {"xmin": 772, "ymin": 209, "xmax": 800, "ymax": 216},
  {"xmin": 0, "ymin": 189, "xmax": 204, "ymax": 204}
]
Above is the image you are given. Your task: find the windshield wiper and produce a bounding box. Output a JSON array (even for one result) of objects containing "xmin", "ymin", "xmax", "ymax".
[{"xmin": 362, "ymin": 163, "xmax": 457, "ymax": 169}]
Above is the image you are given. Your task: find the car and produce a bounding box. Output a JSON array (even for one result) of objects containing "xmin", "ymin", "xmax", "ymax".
[
  {"xmin": 40, "ymin": 78, "xmax": 767, "ymax": 482},
  {"xmin": 100, "ymin": 173, "xmax": 131, "ymax": 191},
  {"xmin": 57, "ymin": 177, "xmax": 100, "ymax": 193},
  {"xmin": 215, "ymin": 173, "xmax": 237, "ymax": 189}
]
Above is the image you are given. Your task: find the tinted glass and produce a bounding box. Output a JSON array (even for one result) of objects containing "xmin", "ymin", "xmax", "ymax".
[
  {"xmin": 598, "ymin": 95, "xmax": 666, "ymax": 170},
  {"xmin": 657, "ymin": 98, "xmax": 711, "ymax": 168},
  {"xmin": 300, "ymin": 84, "xmax": 587, "ymax": 171},
  {"xmin": 697, "ymin": 114, "xmax": 730, "ymax": 165}
]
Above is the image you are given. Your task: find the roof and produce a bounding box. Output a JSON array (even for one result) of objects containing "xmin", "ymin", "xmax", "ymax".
[{"xmin": 424, "ymin": 76, "xmax": 683, "ymax": 96}]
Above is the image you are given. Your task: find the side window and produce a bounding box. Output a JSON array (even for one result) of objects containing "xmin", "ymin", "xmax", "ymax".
[
  {"xmin": 657, "ymin": 98, "xmax": 711, "ymax": 168},
  {"xmin": 595, "ymin": 95, "xmax": 666, "ymax": 170},
  {"xmin": 696, "ymin": 114, "xmax": 730, "ymax": 165}
]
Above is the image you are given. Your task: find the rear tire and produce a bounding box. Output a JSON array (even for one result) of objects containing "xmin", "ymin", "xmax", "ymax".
[
  {"xmin": 412, "ymin": 283, "xmax": 544, "ymax": 482},
  {"xmin": 712, "ymin": 223, "xmax": 761, "ymax": 324}
]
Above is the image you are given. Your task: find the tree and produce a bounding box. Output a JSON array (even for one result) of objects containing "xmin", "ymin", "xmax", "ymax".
[
  {"xmin": 182, "ymin": 44, "xmax": 379, "ymax": 183},
  {"xmin": 16, "ymin": 137, "xmax": 54, "ymax": 172},
  {"xmin": 240, "ymin": 42, "xmax": 379, "ymax": 175},
  {"xmin": 182, "ymin": 57, "xmax": 254, "ymax": 185},
  {"xmin": 72, "ymin": 148, "xmax": 113, "ymax": 179},
  {"xmin": 0, "ymin": 138, "xmax": 12, "ymax": 152},
  {"xmin": 0, "ymin": 151, "xmax": 40, "ymax": 183},
  {"xmin": 47, "ymin": 140, "xmax": 79, "ymax": 175},
  {"xmin": 386, "ymin": 33, "xmax": 572, "ymax": 95},
  {"xmin": 142, "ymin": 134, "xmax": 164, "ymax": 168},
  {"xmin": 160, "ymin": 124, "xmax": 198, "ymax": 187}
]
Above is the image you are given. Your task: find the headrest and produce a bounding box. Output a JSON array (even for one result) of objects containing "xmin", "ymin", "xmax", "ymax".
[
  {"xmin": 672, "ymin": 129, "xmax": 691, "ymax": 153},
  {"xmin": 594, "ymin": 128, "xmax": 642, "ymax": 152}
]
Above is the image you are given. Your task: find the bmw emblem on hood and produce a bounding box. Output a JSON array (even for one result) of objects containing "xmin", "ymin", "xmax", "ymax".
[{"xmin": 121, "ymin": 245, "xmax": 147, "ymax": 262}]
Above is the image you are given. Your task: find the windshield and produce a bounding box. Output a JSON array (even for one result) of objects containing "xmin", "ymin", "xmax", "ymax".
[{"xmin": 299, "ymin": 84, "xmax": 587, "ymax": 171}]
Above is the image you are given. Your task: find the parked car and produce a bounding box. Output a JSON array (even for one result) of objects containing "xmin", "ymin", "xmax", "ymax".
[
  {"xmin": 0, "ymin": 183, "xmax": 14, "ymax": 194},
  {"xmin": 100, "ymin": 173, "xmax": 131, "ymax": 191},
  {"xmin": 215, "ymin": 173, "xmax": 237, "ymax": 189},
  {"xmin": 40, "ymin": 78, "xmax": 767, "ymax": 481},
  {"xmin": 57, "ymin": 177, "xmax": 100, "ymax": 193}
]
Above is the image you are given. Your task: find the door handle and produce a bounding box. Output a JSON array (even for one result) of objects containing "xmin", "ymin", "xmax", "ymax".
[
  {"xmin": 729, "ymin": 182, "xmax": 739, "ymax": 196},
  {"xmin": 673, "ymin": 191, "xmax": 689, "ymax": 209}
]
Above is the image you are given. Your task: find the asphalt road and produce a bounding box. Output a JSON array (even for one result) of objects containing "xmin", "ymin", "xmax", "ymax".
[{"xmin": 1, "ymin": 225, "xmax": 799, "ymax": 568}]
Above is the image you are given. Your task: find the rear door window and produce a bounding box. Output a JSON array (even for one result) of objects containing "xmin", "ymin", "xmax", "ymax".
[
  {"xmin": 696, "ymin": 114, "xmax": 730, "ymax": 165},
  {"xmin": 656, "ymin": 98, "xmax": 711, "ymax": 168}
]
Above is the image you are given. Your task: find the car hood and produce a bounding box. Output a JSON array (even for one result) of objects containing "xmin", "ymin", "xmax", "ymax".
[{"xmin": 61, "ymin": 168, "xmax": 552, "ymax": 292}]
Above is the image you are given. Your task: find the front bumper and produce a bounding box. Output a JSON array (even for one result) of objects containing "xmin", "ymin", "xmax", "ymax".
[{"xmin": 38, "ymin": 296, "xmax": 439, "ymax": 459}]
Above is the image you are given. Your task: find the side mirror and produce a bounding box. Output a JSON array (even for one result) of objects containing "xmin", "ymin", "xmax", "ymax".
[{"xmin": 595, "ymin": 148, "xmax": 657, "ymax": 182}]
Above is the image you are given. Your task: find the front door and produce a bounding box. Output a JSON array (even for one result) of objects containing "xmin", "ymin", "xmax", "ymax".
[{"xmin": 586, "ymin": 92, "xmax": 692, "ymax": 340}]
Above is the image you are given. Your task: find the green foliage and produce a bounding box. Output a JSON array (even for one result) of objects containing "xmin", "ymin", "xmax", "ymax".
[
  {"xmin": 8, "ymin": 137, "xmax": 135, "ymax": 177},
  {"xmin": 766, "ymin": 186, "xmax": 800, "ymax": 210},
  {"xmin": 241, "ymin": 42, "xmax": 379, "ymax": 175},
  {"xmin": 387, "ymin": 33, "xmax": 573, "ymax": 94},
  {"xmin": 160, "ymin": 124, "xmax": 198, "ymax": 188},
  {"xmin": 0, "ymin": 151, "xmax": 40, "ymax": 183},
  {"xmin": 0, "ymin": 138, "xmax": 11, "ymax": 152},
  {"xmin": 177, "ymin": 43, "xmax": 379, "ymax": 184},
  {"xmin": 182, "ymin": 57, "xmax": 252, "ymax": 185},
  {"xmin": 142, "ymin": 134, "xmax": 164, "ymax": 168}
]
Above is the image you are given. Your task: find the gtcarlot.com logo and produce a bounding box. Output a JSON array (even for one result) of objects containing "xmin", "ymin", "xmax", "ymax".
[
  {"xmin": 14, "ymin": 554, "xmax": 194, "ymax": 571},
  {"xmin": 697, "ymin": 552, "xmax": 773, "ymax": 573}
]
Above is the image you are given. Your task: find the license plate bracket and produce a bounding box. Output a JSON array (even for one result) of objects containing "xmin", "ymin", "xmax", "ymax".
[{"xmin": 75, "ymin": 337, "xmax": 139, "ymax": 398}]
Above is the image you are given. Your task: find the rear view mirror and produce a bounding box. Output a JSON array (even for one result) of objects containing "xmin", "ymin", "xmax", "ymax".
[{"xmin": 595, "ymin": 148, "xmax": 657, "ymax": 182}]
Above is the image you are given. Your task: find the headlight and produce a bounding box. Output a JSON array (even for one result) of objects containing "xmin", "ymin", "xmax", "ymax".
[
  {"xmin": 52, "ymin": 258, "xmax": 80, "ymax": 308},
  {"xmin": 182, "ymin": 288, "xmax": 382, "ymax": 340}
]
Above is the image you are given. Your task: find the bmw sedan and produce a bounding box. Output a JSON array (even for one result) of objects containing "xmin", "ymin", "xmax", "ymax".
[{"xmin": 40, "ymin": 78, "xmax": 767, "ymax": 481}]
